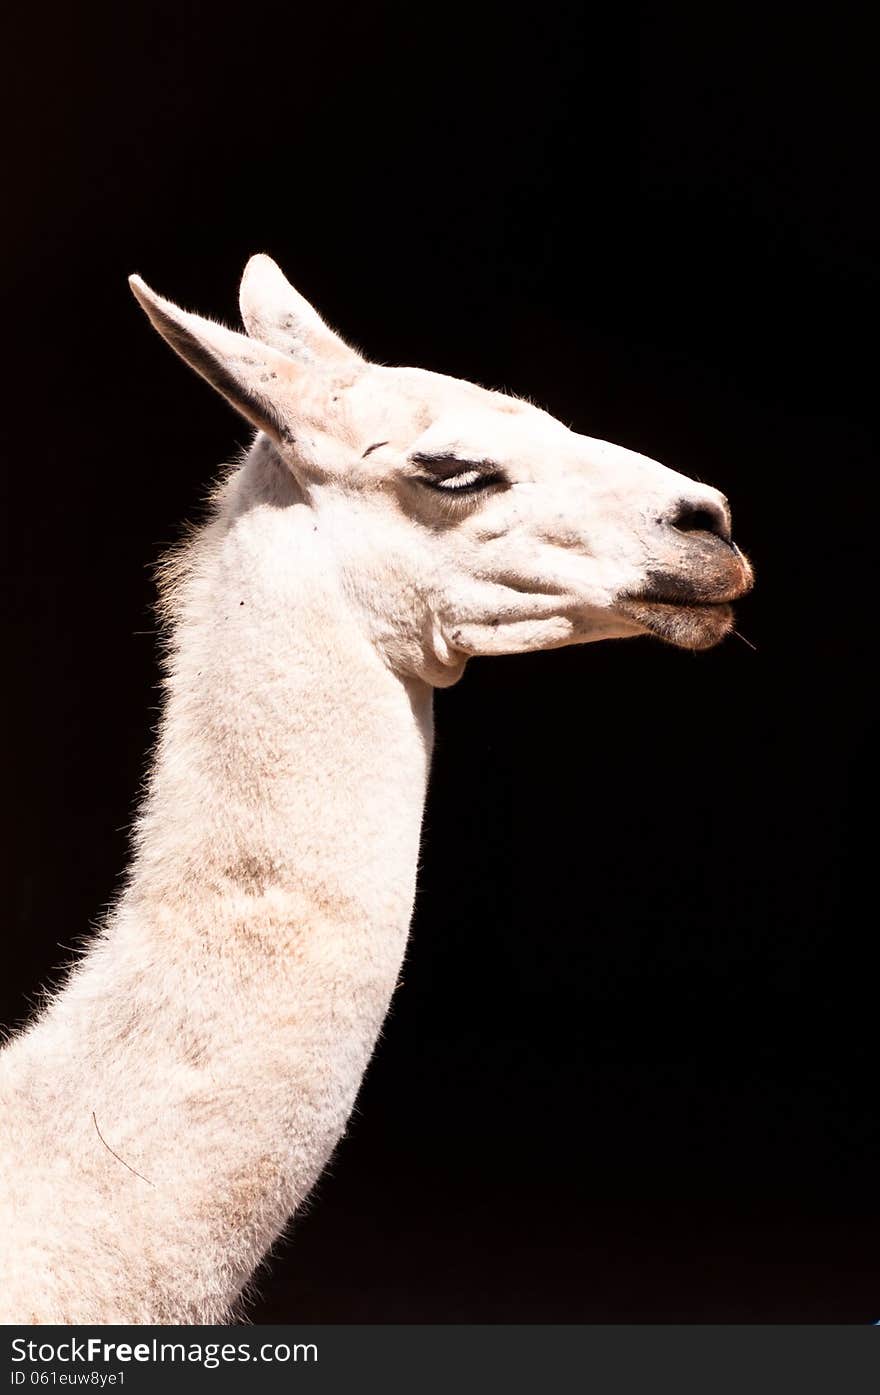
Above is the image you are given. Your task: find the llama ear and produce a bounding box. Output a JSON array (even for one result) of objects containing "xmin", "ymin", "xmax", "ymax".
[
  {"xmin": 129, "ymin": 274, "xmax": 303, "ymax": 446},
  {"xmin": 239, "ymin": 254, "xmax": 362, "ymax": 366}
]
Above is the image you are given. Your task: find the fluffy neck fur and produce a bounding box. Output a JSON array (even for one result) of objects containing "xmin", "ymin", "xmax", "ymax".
[{"xmin": 0, "ymin": 441, "xmax": 434, "ymax": 1323}]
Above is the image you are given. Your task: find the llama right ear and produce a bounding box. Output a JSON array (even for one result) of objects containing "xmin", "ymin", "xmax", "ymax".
[
  {"xmin": 129, "ymin": 275, "xmax": 304, "ymax": 447},
  {"xmin": 239, "ymin": 254, "xmax": 363, "ymax": 366}
]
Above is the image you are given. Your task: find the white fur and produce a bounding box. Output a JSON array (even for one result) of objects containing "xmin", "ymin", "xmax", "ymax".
[{"xmin": 0, "ymin": 257, "xmax": 752, "ymax": 1323}]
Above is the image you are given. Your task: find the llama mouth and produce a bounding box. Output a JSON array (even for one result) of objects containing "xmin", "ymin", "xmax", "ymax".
[{"xmin": 615, "ymin": 595, "xmax": 735, "ymax": 650}]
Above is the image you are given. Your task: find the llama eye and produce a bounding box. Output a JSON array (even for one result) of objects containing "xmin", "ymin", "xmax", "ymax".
[
  {"xmin": 410, "ymin": 454, "xmax": 507, "ymax": 495},
  {"xmin": 423, "ymin": 469, "xmax": 505, "ymax": 494}
]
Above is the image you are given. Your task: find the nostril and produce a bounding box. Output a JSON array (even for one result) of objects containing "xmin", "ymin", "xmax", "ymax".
[{"xmin": 668, "ymin": 498, "xmax": 731, "ymax": 543}]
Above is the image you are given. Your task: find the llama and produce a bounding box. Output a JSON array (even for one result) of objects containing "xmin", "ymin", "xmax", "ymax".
[{"xmin": 0, "ymin": 256, "xmax": 752, "ymax": 1324}]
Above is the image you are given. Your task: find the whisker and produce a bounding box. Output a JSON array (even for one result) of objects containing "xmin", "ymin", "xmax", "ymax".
[
  {"xmin": 732, "ymin": 629, "xmax": 757, "ymax": 651},
  {"xmin": 92, "ymin": 1111, "xmax": 155, "ymax": 1187}
]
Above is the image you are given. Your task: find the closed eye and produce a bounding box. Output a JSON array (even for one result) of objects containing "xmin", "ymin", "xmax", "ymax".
[{"xmin": 410, "ymin": 453, "xmax": 508, "ymax": 495}]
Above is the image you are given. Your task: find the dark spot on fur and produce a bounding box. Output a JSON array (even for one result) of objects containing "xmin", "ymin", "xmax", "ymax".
[
  {"xmin": 362, "ymin": 441, "xmax": 389, "ymax": 458},
  {"xmin": 182, "ymin": 1035, "xmax": 206, "ymax": 1067},
  {"xmin": 224, "ymin": 853, "xmax": 275, "ymax": 896}
]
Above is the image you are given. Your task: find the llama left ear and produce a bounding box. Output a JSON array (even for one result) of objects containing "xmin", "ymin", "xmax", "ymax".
[
  {"xmin": 239, "ymin": 254, "xmax": 363, "ymax": 367},
  {"xmin": 129, "ymin": 274, "xmax": 306, "ymax": 447}
]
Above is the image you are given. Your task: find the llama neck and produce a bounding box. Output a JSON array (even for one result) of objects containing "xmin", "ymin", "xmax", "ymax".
[
  {"xmin": 133, "ymin": 453, "xmax": 433, "ymax": 951},
  {"xmin": 2, "ymin": 449, "xmax": 433, "ymax": 1322}
]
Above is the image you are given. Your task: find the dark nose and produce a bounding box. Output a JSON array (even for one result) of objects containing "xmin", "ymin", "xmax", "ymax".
[{"xmin": 666, "ymin": 496, "xmax": 732, "ymax": 544}]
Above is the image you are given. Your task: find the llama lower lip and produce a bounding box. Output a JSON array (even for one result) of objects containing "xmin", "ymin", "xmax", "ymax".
[{"xmin": 616, "ymin": 596, "xmax": 734, "ymax": 650}]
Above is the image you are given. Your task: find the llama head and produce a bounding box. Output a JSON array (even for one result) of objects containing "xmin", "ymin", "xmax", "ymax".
[{"xmin": 130, "ymin": 256, "xmax": 753, "ymax": 686}]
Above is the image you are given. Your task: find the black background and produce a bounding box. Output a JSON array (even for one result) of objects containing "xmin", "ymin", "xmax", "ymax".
[{"xmin": 2, "ymin": 3, "xmax": 877, "ymax": 1321}]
